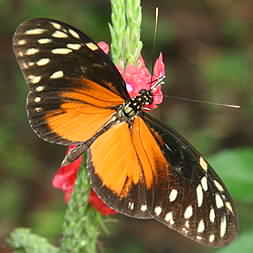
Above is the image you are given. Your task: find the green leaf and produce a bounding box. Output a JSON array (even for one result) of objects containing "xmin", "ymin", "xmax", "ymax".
[
  {"xmin": 7, "ymin": 228, "xmax": 59, "ymax": 253},
  {"xmin": 209, "ymin": 148, "xmax": 253, "ymax": 203},
  {"xmin": 110, "ymin": 0, "xmax": 143, "ymax": 67}
]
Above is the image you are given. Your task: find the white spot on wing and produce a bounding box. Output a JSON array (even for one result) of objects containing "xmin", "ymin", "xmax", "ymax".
[
  {"xmin": 213, "ymin": 180, "xmax": 224, "ymax": 192},
  {"xmin": 225, "ymin": 201, "xmax": 233, "ymax": 213},
  {"xmin": 38, "ymin": 38, "xmax": 52, "ymax": 44},
  {"xmin": 209, "ymin": 234, "xmax": 215, "ymax": 243},
  {"xmin": 34, "ymin": 97, "xmax": 41, "ymax": 103},
  {"xmin": 199, "ymin": 157, "xmax": 208, "ymax": 171},
  {"xmin": 26, "ymin": 48, "xmax": 39, "ymax": 55},
  {"xmin": 220, "ymin": 216, "xmax": 227, "ymax": 238},
  {"xmin": 196, "ymin": 235, "xmax": 202, "ymax": 240},
  {"xmin": 164, "ymin": 212, "xmax": 174, "ymax": 224},
  {"xmin": 51, "ymin": 48, "xmax": 72, "ymax": 54},
  {"xmin": 17, "ymin": 39, "xmax": 26, "ymax": 45},
  {"xmin": 68, "ymin": 28, "xmax": 80, "ymax": 39},
  {"xmin": 209, "ymin": 208, "xmax": 215, "ymax": 223},
  {"xmin": 140, "ymin": 205, "xmax": 147, "ymax": 212},
  {"xmin": 50, "ymin": 71, "xmax": 64, "ymax": 79},
  {"xmin": 201, "ymin": 176, "xmax": 208, "ymax": 191},
  {"xmin": 215, "ymin": 193, "xmax": 224, "ymax": 208},
  {"xmin": 34, "ymin": 107, "xmax": 43, "ymax": 112},
  {"xmin": 50, "ymin": 22, "xmax": 61, "ymax": 29},
  {"xmin": 52, "ymin": 30, "xmax": 68, "ymax": 38},
  {"xmin": 197, "ymin": 219, "xmax": 205, "ymax": 233},
  {"xmin": 169, "ymin": 189, "xmax": 178, "ymax": 202},
  {"xmin": 154, "ymin": 206, "xmax": 162, "ymax": 216},
  {"xmin": 28, "ymin": 75, "xmax": 41, "ymax": 84},
  {"xmin": 25, "ymin": 28, "xmax": 46, "ymax": 35},
  {"xmin": 128, "ymin": 202, "xmax": 134, "ymax": 210},
  {"xmin": 184, "ymin": 205, "xmax": 193, "ymax": 219},
  {"xmin": 67, "ymin": 43, "xmax": 82, "ymax": 50},
  {"xmin": 36, "ymin": 58, "xmax": 50, "ymax": 66},
  {"xmin": 196, "ymin": 184, "xmax": 204, "ymax": 207},
  {"xmin": 86, "ymin": 42, "xmax": 98, "ymax": 51},
  {"xmin": 18, "ymin": 51, "xmax": 24, "ymax": 57},
  {"xmin": 35, "ymin": 86, "xmax": 45, "ymax": 92}
]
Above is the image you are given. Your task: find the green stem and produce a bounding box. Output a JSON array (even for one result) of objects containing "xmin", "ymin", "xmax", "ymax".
[
  {"xmin": 60, "ymin": 164, "xmax": 103, "ymax": 253},
  {"xmin": 109, "ymin": 0, "xmax": 127, "ymax": 68},
  {"xmin": 110, "ymin": 0, "xmax": 143, "ymax": 67},
  {"xmin": 125, "ymin": 0, "xmax": 143, "ymax": 64}
]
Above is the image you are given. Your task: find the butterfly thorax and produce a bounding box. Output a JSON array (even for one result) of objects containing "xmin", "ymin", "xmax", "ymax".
[{"xmin": 118, "ymin": 89, "xmax": 153, "ymax": 120}]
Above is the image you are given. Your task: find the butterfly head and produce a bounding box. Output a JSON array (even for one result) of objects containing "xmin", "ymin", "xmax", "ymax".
[
  {"xmin": 118, "ymin": 75, "xmax": 166, "ymax": 120},
  {"xmin": 117, "ymin": 89, "xmax": 152, "ymax": 120}
]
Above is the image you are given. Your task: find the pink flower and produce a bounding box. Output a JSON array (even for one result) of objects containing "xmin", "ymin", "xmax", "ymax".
[
  {"xmin": 98, "ymin": 41, "xmax": 165, "ymax": 110},
  {"xmin": 89, "ymin": 190, "xmax": 118, "ymax": 215},
  {"xmin": 53, "ymin": 42, "xmax": 165, "ymax": 215},
  {"xmin": 52, "ymin": 145, "xmax": 81, "ymax": 202}
]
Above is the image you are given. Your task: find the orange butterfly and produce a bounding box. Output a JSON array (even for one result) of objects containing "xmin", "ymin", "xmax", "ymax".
[{"xmin": 13, "ymin": 18, "xmax": 237, "ymax": 247}]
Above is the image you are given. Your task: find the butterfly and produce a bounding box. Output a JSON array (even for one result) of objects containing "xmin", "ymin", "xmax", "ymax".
[{"xmin": 13, "ymin": 18, "xmax": 238, "ymax": 247}]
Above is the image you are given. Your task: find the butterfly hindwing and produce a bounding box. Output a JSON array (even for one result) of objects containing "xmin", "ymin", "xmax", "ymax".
[
  {"xmin": 88, "ymin": 119, "xmax": 152, "ymax": 219},
  {"xmin": 86, "ymin": 109, "xmax": 237, "ymax": 246},
  {"xmin": 141, "ymin": 112, "xmax": 238, "ymax": 247},
  {"xmin": 13, "ymin": 18, "xmax": 129, "ymax": 144}
]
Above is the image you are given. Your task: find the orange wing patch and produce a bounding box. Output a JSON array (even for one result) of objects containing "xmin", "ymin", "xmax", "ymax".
[
  {"xmin": 45, "ymin": 78, "xmax": 124, "ymax": 143},
  {"xmin": 132, "ymin": 117, "xmax": 169, "ymax": 188},
  {"xmin": 89, "ymin": 116, "xmax": 169, "ymax": 198},
  {"xmin": 90, "ymin": 122, "xmax": 141, "ymax": 197},
  {"xmin": 46, "ymin": 105, "xmax": 114, "ymax": 142},
  {"xmin": 78, "ymin": 78, "xmax": 125, "ymax": 107}
]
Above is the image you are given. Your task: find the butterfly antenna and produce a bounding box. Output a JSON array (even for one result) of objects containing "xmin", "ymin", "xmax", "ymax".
[
  {"xmin": 150, "ymin": 75, "xmax": 166, "ymax": 90},
  {"xmin": 166, "ymin": 96, "xmax": 241, "ymax": 109},
  {"xmin": 153, "ymin": 7, "xmax": 159, "ymax": 57},
  {"xmin": 150, "ymin": 7, "xmax": 159, "ymax": 84}
]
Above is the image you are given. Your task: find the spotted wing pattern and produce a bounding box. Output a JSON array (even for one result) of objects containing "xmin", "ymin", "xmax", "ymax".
[
  {"xmin": 88, "ymin": 113, "xmax": 237, "ymax": 247},
  {"xmin": 141, "ymin": 113, "xmax": 238, "ymax": 247},
  {"xmin": 13, "ymin": 18, "xmax": 128, "ymax": 145}
]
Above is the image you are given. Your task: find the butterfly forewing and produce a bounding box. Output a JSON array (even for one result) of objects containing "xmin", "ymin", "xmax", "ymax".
[
  {"xmin": 141, "ymin": 113, "xmax": 238, "ymax": 247},
  {"xmin": 13, "ymin": 18, "xmax": 129, "ymax": 145}
]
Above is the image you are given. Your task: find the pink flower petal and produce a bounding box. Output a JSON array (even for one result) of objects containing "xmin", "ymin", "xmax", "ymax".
[
  {"xmin": 98, "ymin": 41, "xmax": 109, "ymax": 54},
  {"xmin": 88, "ymin": 190, "xmax": 118, "ymax": 215},
  {"xmin": 96, "ymin": 42, "xmax": 165, "ymax": 108},
  {"xmin": 153, "ymin": 53, "xmax": 165, "ymax": 78}
]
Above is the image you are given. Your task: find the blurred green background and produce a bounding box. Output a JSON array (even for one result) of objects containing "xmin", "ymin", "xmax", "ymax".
[{"xmin": 0, "ymin": 0, "xmax": 253, "ymax": 252}]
